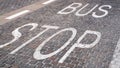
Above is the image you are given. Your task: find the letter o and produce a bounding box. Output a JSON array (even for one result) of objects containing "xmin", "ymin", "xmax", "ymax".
[{"xmin": 33, "ymin": 28, "xmax": 77, "ymax": 60}]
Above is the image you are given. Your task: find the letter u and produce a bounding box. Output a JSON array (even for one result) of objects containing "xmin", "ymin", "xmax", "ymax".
[{"xmin": 75, "ymin": 3, "xmax": 99, "ymax": 16}]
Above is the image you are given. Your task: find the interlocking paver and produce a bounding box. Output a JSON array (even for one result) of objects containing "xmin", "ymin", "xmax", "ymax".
[{"xmin": 0, "ymin": 0, "xmax": 120, "ymax": 68}]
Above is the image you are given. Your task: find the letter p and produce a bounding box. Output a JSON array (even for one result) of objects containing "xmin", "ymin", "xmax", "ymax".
[{"xmin": 59, "ymin": 30, "xmax": 101, "ymax": 63}]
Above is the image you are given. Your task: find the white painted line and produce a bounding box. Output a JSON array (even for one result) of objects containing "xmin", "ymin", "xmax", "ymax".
[
  {"xmin": 5, "ymin": 10, "xmax": 30, "ymax": 19},
  {"xmin": 109, "ymin": 38, "xmax": 120, "ymax": 68},
  {"xmin": 42, "ymin": 0, "xmax": 56, "ymax": 4}
]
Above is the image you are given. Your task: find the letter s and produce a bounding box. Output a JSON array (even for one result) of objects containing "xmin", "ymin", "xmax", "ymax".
[
  {"xmin": 0, "ymin": 23, "xmax": 38, "ymax": 48},
  {"xmin": 92, "ymin": 5, "xmax": 112, "ymax": 18}
]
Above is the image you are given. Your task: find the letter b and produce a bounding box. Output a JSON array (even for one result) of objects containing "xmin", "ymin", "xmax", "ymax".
[{"xmin": 57, "ymin": 3, "xmax": 82, "ymax": 15}]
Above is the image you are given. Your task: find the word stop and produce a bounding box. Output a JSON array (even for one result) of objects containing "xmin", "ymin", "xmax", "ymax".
[{"xmin": 0, "ymin": 23, "xmax": 101, "ymax": 63}]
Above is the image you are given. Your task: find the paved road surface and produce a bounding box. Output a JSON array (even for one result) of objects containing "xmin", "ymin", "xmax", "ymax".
[
  {"xmin": 0, "ymin": 0, "xmax": 44, "ymax": 15},
  {"xmin": 0, "ymin": 0, "xmax": 120, "ymax": 68}
]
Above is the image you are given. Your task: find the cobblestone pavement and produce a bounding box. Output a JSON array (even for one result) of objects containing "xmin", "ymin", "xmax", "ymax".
[{"xmin": 0, "ymin": 0, "xmax": 120, "ymax": 68}]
